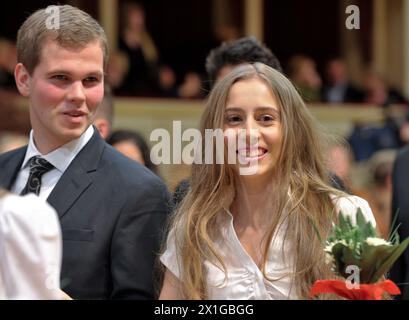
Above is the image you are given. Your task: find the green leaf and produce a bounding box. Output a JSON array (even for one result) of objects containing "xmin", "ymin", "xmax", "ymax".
[
  {"xmin": 332, "ymin": 243, "xmax": 361, "ymax": 278},
  {"xmin": 355, "ymin": 208, "xmax": 377, "ymax": 239},
  {"xmin": 360, "ymin": 243, "xmax": 395, "ymax": 283},
  {"xmin": 389, "ymin": 222, "xmax": 402, "ymax": 245},
  {"xmin": 331, "ymin": 243, "xmax": 347, "ymax": 277},
  {"xmin": 338, "ymin": 212, "xmax": 351, "ymax": 234},
  {"xmin": 370, "ymin": 237, "xmax": 409, "ymax": 282},
  {"xmin": 356, "ymin": 208, "xmax": 366, "ymax": 228},
  {"xmin": 388, "ymin": 208, "xmax": 400, "ymax": 241}
]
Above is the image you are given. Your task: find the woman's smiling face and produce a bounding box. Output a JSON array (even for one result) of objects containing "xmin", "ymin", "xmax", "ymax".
[{"xmin": 224, "ymin": 77, "xmax": 283, "ymax": 178}]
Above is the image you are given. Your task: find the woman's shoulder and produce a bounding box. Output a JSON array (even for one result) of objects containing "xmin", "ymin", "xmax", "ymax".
[
  {"xmin": 331, "ymin": 194, "xmax": 377, "ymax": 226},
  {"xmin": 0, "ymin": 193, "xmax": 60, "ymax": 238},
  {"xmin": 1, "ymin": 193, "xmax": 55, "ymax": 217}
]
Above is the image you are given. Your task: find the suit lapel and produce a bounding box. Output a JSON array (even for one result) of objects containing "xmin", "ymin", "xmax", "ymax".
[
  {"xmin": 47, "ymin": 162, "xmax": 93, "ymax": 219},
  {"xmin": 0, "ymin": 147, "xmax": 27, "ymax": 190},
  {"xmin": 47, "ymin": 129, "xmax": 105, "ymax": 219}
]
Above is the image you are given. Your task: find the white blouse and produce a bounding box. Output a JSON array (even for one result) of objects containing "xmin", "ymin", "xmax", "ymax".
[
  {"xmin": 160, "ymin": 195, "xmax": 376, "ymax": 300},
  {"xmin": 0, "ymin": 193, "xmax": 62, "ymax": 300}
]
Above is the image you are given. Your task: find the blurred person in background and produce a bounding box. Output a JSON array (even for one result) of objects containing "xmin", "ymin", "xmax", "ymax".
[
  {"xmin": 0, "ymin": 38, "xmax": 17, "ymax": 91},
  {"xmin": 107, "ymin": 129, "xmax": 158, "ymax": 174},
  {"xmin": 286, "ymin": 54, "xmax": 322, "ymax": 102},
  {"xmin": 205, "ymin": 36, "xmax": 282, "ymax": 87},
  {"xmin": 354, "ymin": 150, "xmax": 396, "ymax": 239},
  {"xmin": 93, "ymin": 84, "xmax": 114, "ymax": 140},
  {"xmin": 106, "ymin": 50, "xmax": 130, "ymax": 96},
  {"xmin": 321, "ymin": 58, "xmax": 364, "ymax": 104},
  {"xmin": 0, "ymin": 90, "xmax": 31, "ymax": 134},
  {"xmin": 363, "ymin": 71, "xmax": 408, "ymax": 107},
  {"xmin": 327, "ymin": 141, "xmax": 353, "ymax": 192},
  {"xmin": 368, "ymin": 150, "xmax": 396, "ymax": 239},
  {"xmin": 0, "ymin": 133, "xmax": 28, "ymax": 154},
  {"xmin": 214, "ymin": 24, "xmax": 241, "ymax": 44},
  {"xmin": 348, "ymin": 118, "xmax": 400, "ymax": 163},
  {"xmin": 157, "ymin": 64, "xmax": 179, "ymax": 98},
  {"xmin": 119, "ymin": 1, "xmax": 174, "ymax": 96},
  {"xmin": 177, "ymin": 71, "xmax": 205, "ymax": 99},
  {"xmin": 397, "ymin": 112, "xmax": 409, "ymax": 146}
]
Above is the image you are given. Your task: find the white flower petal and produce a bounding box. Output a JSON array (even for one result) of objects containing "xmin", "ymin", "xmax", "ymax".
[{"xmin": 365, "ymin": 237, "xmax": 391, "ymax": 246}]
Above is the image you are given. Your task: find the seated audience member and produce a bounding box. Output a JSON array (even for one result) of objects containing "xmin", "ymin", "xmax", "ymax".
[
  {"xmin": 106, "ymin": 50, "xmax": 130, "ymax": 96},
  {"xmin": 93, "ymin": 85, "xmax": 114, "ymax": 140},
  {"xmin": 354, "ymin": 150, "xmax": 396, "ymax": 239},
  {"xmin": 397, "ymin": 112, "xmax": 409, "ymax": 146},
  {"xmin": 214, "ymin": 24, "xmax": 241, "ymax": 44},
  {"xmin": 0, "ymin": 91, "xmax": 31, "ymax": 134},
  {"xmin": 107, "ymin": 129, "xmax": 158, "ymax": 174},
  {"xmin": 348, "ymin": 121, "xmax": 400, "ymax": 162},
  {"xmin": 322, "ymin": 58, "xmax": 364, "ymax": 103},
  {"xmin": 327, "ymin": 141, "xmax": 354, "ymax": 192},
  {"xmin": 287, "ymin": 54, "xmax": 322, "ymax": 102},
  {"xmin": 159, "ymin": 63, "xmax": 376, "ymax": 300},
  {"xmin": 0, "ymin": 189, "xmax": 62, "ymax": 299},
  {"xmin": 119, "ymin": 2, "xmax": 165, "ymax": 96},
  {"xmin": 0, "ymin": 133, "xmax": 28, "ymax": 154},
  {"xmin": 177, "ymin": 71, "xmax": 205, "ymax": 99},
  {"xmin": 157, "ymin": 64, "xmax": 179, "ymax": 98},
  {"xmin": 0, "ymin": 38, "xmax": 17, "ymax": 90},
  {"xmin": 363, "ymin": 71, "xmax": 408, "ymax": 107}
]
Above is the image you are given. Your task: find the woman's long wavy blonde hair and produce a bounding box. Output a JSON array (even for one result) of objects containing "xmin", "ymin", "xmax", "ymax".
[{"xmin": 164, "ymin": 63, "xmax": 345, "ymax": 299}]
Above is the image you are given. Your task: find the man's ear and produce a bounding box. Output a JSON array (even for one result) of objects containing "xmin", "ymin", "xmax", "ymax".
[{"xmin": 14, "ymin": 63, "xmax": 31, "ymax": 97}]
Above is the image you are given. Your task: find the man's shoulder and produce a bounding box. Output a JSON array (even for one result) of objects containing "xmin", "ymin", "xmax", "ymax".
[
  {"xmin": 395, "ymin": 146, "xmax": 409, "ymax": 173},
  {"xmin": 397, "ymin": 145, "xmax": 409, "ymax": 160},
  {"xmin": 0, "ymin": 145, "xmax": 27, "ymax": 163},
  {"xmin": 101, "ymin": 144, "xmax": 165, "ymax": 189},
  {"xmin": 393, "ymin": 146, "xmax": 409, "ymax": 185}
]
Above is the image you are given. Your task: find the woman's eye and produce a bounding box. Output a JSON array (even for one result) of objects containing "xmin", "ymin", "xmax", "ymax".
[
  {"xmin": 226, "ymin": 115, "xmax": 242, "ymax": 124},
  {"xmin": 259, "ymin": 115, "xmax": 274, "ymax": 122}
]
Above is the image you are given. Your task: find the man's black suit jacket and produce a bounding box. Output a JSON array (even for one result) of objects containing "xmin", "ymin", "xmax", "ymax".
[
  {"xmin": 0, "ymin": 129, "xmax": 170, "ymax": 299},
  {"xmin": 390, "ymin": 145, "xmax": 409, "ymax": 299}
]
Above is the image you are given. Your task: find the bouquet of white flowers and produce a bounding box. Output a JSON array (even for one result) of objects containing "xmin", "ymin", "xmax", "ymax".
[{"xmin": 310, "ymin": 208, "xmax": 409, "ymax": 300}]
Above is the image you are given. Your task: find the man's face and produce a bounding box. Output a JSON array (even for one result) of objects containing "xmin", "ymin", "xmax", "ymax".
[{"xmin": 15, "ymin": 39, "xmax": 104, "ymax": 153}]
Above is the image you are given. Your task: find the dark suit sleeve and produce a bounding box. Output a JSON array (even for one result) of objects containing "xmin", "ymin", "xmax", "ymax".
[
  {"xmin": 110, "ymin": 178, "xmax": 170, "ymax": 299},
  {"xmin": 171, "ymin": 179, "xmax": 190, "ymax": 211},
  {"xmin": 389, "ymin": 150, "xmax": 409, "ymax": 299}
]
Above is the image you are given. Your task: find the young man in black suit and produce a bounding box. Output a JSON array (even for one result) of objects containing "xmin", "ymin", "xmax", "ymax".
[{"xmin": 0, "ymin": 5, "xmax": 169, "ymax": 299}]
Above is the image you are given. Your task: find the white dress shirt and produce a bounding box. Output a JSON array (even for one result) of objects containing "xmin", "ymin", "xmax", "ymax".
[
  {"xmin": 11, "ymin": 126, "xmax": 94, "ymax": 200},
  {"xmin": 0, "ymin": 193, "xmax": 62, "ymax": 299},
  {"xmin": 160, "ymin": 195, "xmax": 376, "ymax": 300}
]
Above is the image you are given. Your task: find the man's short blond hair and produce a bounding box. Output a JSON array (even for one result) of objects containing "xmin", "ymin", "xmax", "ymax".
[{"xmin": 17, "ymin": 5, "xmax": 108, "ymax": 75}]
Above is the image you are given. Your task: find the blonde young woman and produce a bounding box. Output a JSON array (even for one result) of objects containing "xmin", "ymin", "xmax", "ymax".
[{"xmin": 159, "ymin": 63, "xmax": 376, "ymax": 300}]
